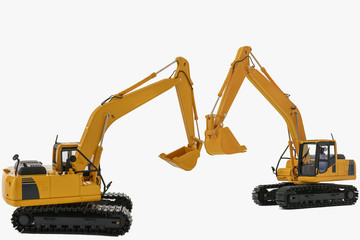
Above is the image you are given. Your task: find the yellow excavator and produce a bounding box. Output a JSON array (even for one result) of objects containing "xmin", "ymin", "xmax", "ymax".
[
  {"xmin": 2, "ymin": 57, "xmax": 203, "ymax": 236},
  {"xmin": 205, "ymin": 46, "xmax": 358, "ymax": 209}
]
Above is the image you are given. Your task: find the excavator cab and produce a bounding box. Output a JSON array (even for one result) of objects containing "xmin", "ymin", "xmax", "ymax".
[
  {"xmin": 52, "ymin": 142, "xmax": 79, "ymax": 174},
  {"xmin": 298, "ymin": 141, "xmax": 336, "ymax": 176},
  {"xmin": 295, "ymin": 140, "xmax": 356, "ymax": 182}
]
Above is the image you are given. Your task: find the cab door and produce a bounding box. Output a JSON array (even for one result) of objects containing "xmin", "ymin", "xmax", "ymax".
[
  {"xmin": 318, "ymin": 141, "xmax": 336, "ymax": 174},
  {"xmin": 298, "ymin": 142, "xmax": 318, "ymax": 176}
]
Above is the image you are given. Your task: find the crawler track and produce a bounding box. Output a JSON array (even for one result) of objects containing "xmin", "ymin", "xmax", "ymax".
[
  {"xmin": 11, "ymin": 193, "xmax": 133, "ymax": 236},
  {"xmin": 252, "ymin": 182, "xmax": 294, "ymax": 206},
  {"xmin": 253, "ymin": 183, "xmax": 358, "ymax": 209},
  {"xmin": 100, "ymin": 192, "xmax": 133, "ymax": 212},
  {"xmin": 276, "ymin": 183, "xmax": 358, "ymax": 209}
]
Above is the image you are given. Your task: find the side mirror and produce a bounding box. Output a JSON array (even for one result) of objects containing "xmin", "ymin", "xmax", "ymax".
[
  {"xmin": 271, "ymin": 166, "xmax": 276, "ymax": 175},
  {"xmin": 12, "ymin": 154, "xmax": 20, "ymax": 176},
  {"xmin": 69, "ymin": 155, "xmax": 77, "ymax": 163},
  {"xmin": 13, "ymin": 154, "xmax": 19, "ymax": 161}
]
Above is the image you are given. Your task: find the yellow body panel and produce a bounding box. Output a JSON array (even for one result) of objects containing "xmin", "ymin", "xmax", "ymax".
[
  {"xmin": 3, "ymin": 165, "xmax": 101, "ymax": 207},
  {"xmin": 4, "ymin": 194, "xmax": 100, "ymax": 207}
]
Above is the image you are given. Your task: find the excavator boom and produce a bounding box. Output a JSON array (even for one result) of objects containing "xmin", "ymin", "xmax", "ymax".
[{"xmin": 205, "ymin": 46, "xmax": 306, "ymax": 156}]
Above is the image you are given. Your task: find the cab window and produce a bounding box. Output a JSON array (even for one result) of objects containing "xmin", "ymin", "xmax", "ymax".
[
  {"xmin": 59, "ymin": 147, "xmax": 77, "ymax": 173},
  {"xmin": 318, "ymin": 142, "xmax": 335, "ymax": 174},
  {"xmin": 299, "ymin": 143, "xmax": 317, "ymax": 176}
]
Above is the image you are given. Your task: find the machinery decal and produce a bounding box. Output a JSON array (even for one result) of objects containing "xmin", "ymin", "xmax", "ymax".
[
  {"xmin": 22, "ymin": 177, "xmax": 39, "ymax": 200},
  {"xmin": 349, "ymin": 160, "xmax": 355, "ymax": 175}
]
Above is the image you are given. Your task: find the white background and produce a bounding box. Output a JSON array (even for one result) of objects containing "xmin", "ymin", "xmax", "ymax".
[{"xmin": 1, "ymin": 0, "xmax": 359, "ymax": 239}]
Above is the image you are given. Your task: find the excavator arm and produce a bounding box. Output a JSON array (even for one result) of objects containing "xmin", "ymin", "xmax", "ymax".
[
  {"xmin": 205, "ymin": 46, "xmax": 306, "ymax": 156},
  {"xmin": 73, "ymin": 57, "xmax": 202, "ymax": 173}
]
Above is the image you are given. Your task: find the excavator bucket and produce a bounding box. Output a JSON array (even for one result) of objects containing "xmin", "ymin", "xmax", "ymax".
[
  {"xmin": 205, "ymin": 126, "xmax": 247, "ymax": 155},
  {"xmin": 159, "ymin": 146, "xmax": 200, "ymax": 171}
]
